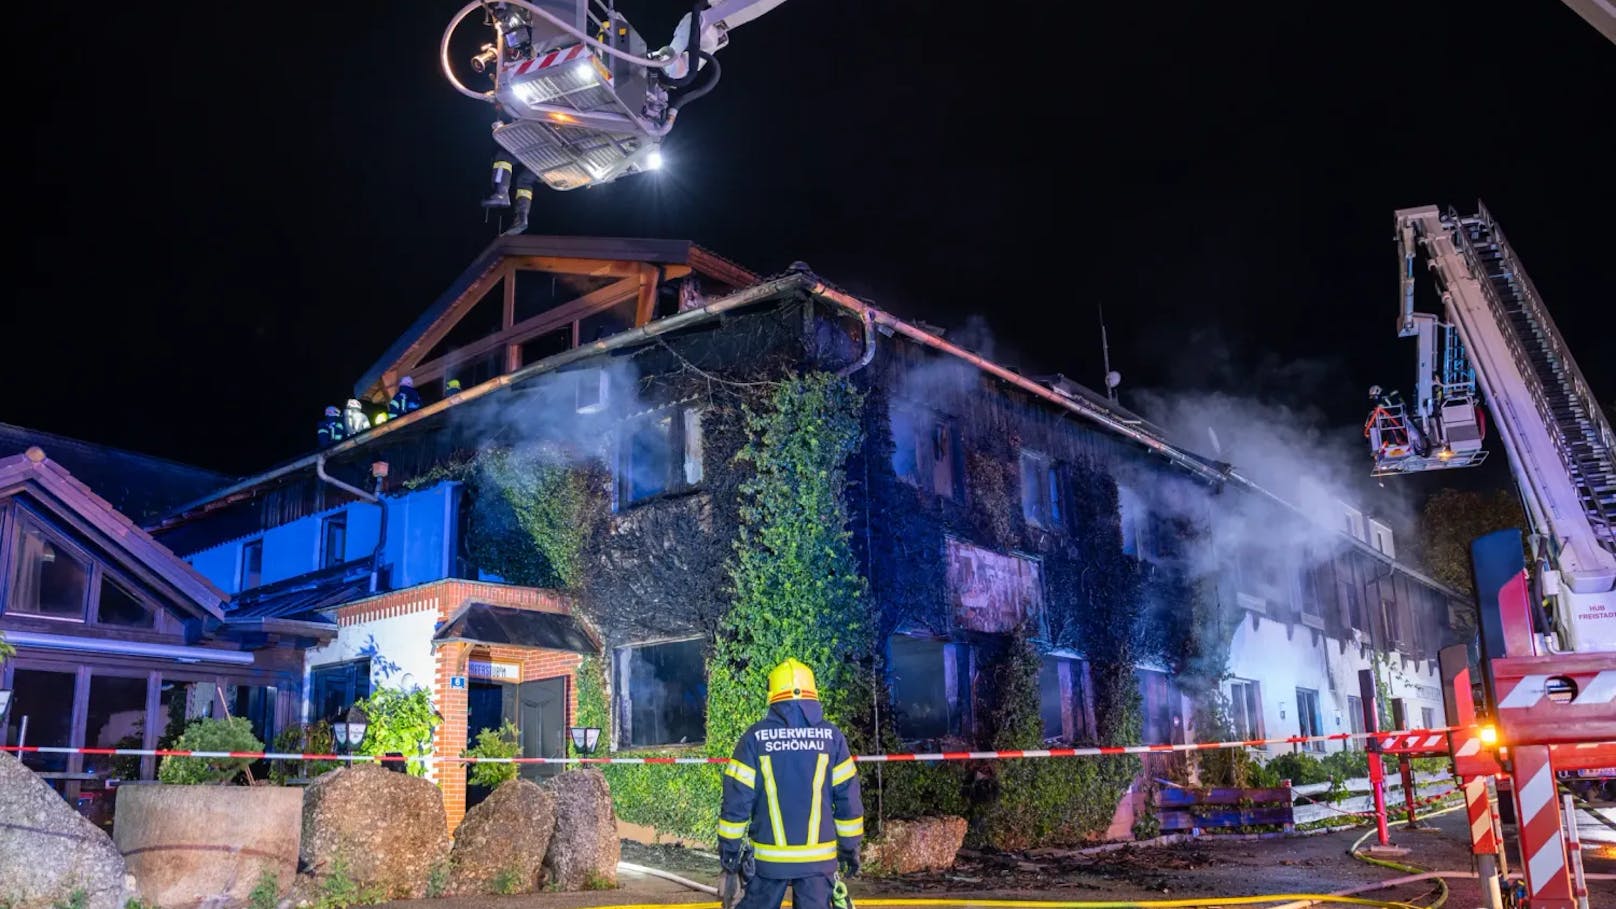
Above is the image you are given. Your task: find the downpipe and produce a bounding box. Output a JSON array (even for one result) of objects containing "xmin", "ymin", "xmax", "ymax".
[{"xmin": 315, "ymin": 455, "xmax": 389, "ymax": 593}]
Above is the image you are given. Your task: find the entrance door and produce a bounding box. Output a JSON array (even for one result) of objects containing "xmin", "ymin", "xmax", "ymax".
[{"xmin": 518, "ymin": 677, "xmax": 567, "ymax": 781}]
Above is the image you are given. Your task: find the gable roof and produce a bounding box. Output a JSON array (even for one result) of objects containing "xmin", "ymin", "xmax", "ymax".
[
  {"xmin": 352, "ymin": 234, "xmax": 757, "ymax": 404},
  {"xmin": 0, "ymin": 448, "xmax": 228, "ymax": 619},
  {"xmin": 0, "ymin": 423, "xmax": 232, "ymax": 524}
]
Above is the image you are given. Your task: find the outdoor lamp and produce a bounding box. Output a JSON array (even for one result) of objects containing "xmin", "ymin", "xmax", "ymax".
[
  {"xmin": 568, "ymin": 726, "xmax": 601, "ymax": 756},
  {"xmin": 346, "ymin": 705, "xmax": 369, "ymax": 751}
]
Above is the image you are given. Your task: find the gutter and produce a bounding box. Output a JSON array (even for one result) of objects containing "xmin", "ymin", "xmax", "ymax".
[
  {"xmin": 803, "ymin": 280, "xmax": 1466, "ymax": 599},
  {"xmin": 154, "ymin": 271, "xmax": 1462, "ymax": 599},
  {"xmin": 153, "ymin": 274, "xmax": 805, "ymax": 532},
  {"xmin": 316, "ymin": 456, "xmax": 389, "ymax": 594},
  {"xmin": 4, "ymin": 630, "xmax": 257, "ymax": 666}
]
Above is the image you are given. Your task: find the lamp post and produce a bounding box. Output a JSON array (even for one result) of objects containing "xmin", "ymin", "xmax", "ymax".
[{"xmin": 568, "ymin": 726, "xmax": 601, "ymax": 759}]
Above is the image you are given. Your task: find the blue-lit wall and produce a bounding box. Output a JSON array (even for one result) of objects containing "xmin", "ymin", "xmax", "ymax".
[{"xmin": 185, "ymin": 481, "xmax": 460, "ymax": 594}]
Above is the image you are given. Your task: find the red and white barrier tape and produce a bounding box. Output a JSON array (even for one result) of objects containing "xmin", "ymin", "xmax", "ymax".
[{"xmin": 0, "ymin": 727, "xmax": 1461, "ymax": 766}]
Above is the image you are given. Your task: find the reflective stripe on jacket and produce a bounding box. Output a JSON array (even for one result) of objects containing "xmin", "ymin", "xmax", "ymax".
[{"xmin": 718, "ymin": 700, "xmax": 863, "ymax": 879}]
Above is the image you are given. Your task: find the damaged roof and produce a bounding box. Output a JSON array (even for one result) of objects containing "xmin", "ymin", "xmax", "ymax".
[{"xmin": 433, "ymin": 602, "xmax": 600, "ymax": 653}]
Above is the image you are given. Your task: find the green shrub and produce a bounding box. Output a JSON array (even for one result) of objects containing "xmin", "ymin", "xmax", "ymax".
[
  {"xmin": 603, "ymin": 760, "xmax": 722, "ymax": 843},
  {"xmin": 1319, "ymin": 749, "xmax": 1370, "ymax": 782},
  {"xmin": 269, "ymin": 721, "xmax": 341, "ymax": 785},
  {"xmin": 877, "ymin": 760, "xmax": 971, "ymax": 823},
  {"xmin": 491, "ymin": 867, "xmax": 523, "ymax": 895},
  {"xmin": 157, "ymin": 717, "xmax": 263, "ymax": 785},
  {"xmin": 466, "ymin": 720, "xmax": 522, "ymax": 788},
  {"xmin": 248, "ymin": 870, "xmax": 281, "ymax": 909},
  {"xmin": 1255, "ymin": 751, "xmax": 1332, "ymax": 787},
  {"xmin": 973, "ymin": 632, "xmax": 1138, "ymax": 849},
  {"xmin": 353, "ymin": 687, "xmax": 440, "ymax": 777}
]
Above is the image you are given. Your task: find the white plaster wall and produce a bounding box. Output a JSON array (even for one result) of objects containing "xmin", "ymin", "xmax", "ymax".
[
  {"xmin": 303, "ymin": 608, "xmax": 439, "ymax": 718},
  {"xmin": 1225, "ymin": 612, "xmax": 1445, "ymax": 752}
]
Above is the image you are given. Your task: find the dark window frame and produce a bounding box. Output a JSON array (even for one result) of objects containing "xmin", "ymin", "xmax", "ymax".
[
  {"xmin": 320, "ymin": 513, "xmax": 348, "ymax": 569},
  {"xmin": 239, "ymin": 539, "xmax": 264, "ymax": 591},
  {"xmin": 1019, "ymin": 450, "xmax": 1067, "ymax": 531},
  {"xmin": 1295, "ymin": 687, "xmax": 1325, "ymax": 753},
  {"xmin": 614, "ymin": 638, "xmax": 708, "ymax": 748},
  {"xmin": 889, "ymin": 403, "xmax": 964, "ymax": 502},
  {"xmin": 1, "ymin": 505, "xmax": 170, "ymax": 632},
  {"xmin": 615, "ymin": 406, "xmax": 706, "ymax": 510}
]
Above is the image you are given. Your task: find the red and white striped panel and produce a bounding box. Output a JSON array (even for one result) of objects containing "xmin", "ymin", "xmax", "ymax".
[
  {"xmin": 1451, "ymin": 727, "xmax": 1504, "ymax": 779},
  {"xmin": 509, "ymin": 44, "xmax": 592, "ymax": 77},
  {"xmin": 1375, "ymin": 731, "xmax": 1450, "ymax": 753},
  {"xmin": 1464, "ymin": 777, "xmax": 1497, "ymax": 856},
  {"xmin": 1510, "ymin": 744, "xmax": 1575, "ymax": 907},
  {"xmin": 1493, "ymin": 654, "xmax": 1616, "ymax": 745}
]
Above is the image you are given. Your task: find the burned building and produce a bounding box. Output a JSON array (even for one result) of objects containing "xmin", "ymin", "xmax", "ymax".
[{"xmin": 133, "ymin": 236, "xmax": 1467, "ymax": 833}]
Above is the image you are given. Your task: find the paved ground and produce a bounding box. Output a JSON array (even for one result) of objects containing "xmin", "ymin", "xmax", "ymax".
[{"xmin": 384, "ymin": 808, "xmax": 1616, "ymax": 909}]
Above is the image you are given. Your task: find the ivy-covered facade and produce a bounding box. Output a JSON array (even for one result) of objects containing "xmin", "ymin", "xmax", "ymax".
[{"xmin": 149, "ymin": 236, "xmax": 1470, "ymax": 842}]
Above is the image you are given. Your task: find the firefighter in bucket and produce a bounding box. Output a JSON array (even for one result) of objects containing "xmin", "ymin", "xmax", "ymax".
[{"xmin": 718, "ymin": 659, "xmax": 863, "ymax": 909}]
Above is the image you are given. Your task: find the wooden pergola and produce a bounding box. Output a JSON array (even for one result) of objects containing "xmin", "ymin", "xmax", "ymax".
[{"xmin": 355, "ymin": 237, "xmax": 756, "ymax": 405}]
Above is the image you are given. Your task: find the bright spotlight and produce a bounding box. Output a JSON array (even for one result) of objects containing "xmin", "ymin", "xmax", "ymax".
[
  {"xmin": 577, "ymin": 61, "xmax": 595, "ymax": 84},
  {"xmin": 647, "ymin": 149, "xmax": 664, "ymax": 170}
]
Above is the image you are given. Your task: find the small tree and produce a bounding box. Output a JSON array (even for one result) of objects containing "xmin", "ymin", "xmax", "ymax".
[
  {"xmin": 354, "ymin": 687, "xmax": 441, "ymax": 776},
  {"xmin": 158, "ymin": 717, "xmax": 263, "ymax": 784},
  {"xmin": 465, "ymin": 720, "xmax": 522, "ymax": 788}
]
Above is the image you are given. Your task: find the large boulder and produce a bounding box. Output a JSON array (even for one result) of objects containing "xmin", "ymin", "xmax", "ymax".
[
  {"xmin": 542, "ymin": 769, "xmax": 619, "ymax": 890},
  {"xmin": 863, "ymin": 816, "xmax": 967, "ymax": 875},
  {"xmin": 448, "ymin": 779, "xmax": 556, "ymax": 894},
  {"xmin": 114, "ymin": 784, "xmax": 302, "ymax": 909},
  {"xmin": 0, "ymin": 752, "xmax": 131, "ymax": 909},
  {"xmin": 300, "ymin": 765, "xmax": 450, "ymax": 899}
]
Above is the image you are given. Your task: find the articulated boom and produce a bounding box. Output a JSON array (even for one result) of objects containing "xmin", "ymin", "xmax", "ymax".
[{"xmin": 1376, "ymin": 204, "xmax": 1616, "ymax": 653}]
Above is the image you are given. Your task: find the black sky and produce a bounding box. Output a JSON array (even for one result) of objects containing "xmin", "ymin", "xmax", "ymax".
[{"xmin": 9, "ymin": 1, "xmax": 1613, "ymax": 483}]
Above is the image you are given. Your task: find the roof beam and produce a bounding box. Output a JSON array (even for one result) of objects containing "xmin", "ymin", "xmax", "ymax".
[
  {"xmin": 406, "ymin": 275, "xmax": 640, "ymax": 387},
  {"xmin": 507, "ymin": 256, "xmax": 647, "ymax": 277}
]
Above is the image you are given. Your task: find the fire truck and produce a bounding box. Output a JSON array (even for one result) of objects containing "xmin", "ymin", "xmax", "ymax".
[{"xmin": 1371, "ymin": 203, "xmax": 1615, "ymax": 907}]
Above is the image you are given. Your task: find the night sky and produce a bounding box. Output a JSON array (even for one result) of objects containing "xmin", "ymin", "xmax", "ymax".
[{"xmin": 10, "ymin": 1, "xmax": 1613, "ymax": 493}]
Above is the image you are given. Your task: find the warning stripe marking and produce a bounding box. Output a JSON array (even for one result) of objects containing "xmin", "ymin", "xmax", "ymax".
[{"xmin": 0, "ymin": 728, "xmax": 1462, "ymax": 765}]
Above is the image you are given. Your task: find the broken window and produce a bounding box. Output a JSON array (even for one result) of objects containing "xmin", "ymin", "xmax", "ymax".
[
  {"xmin": 1038, "ymin": 656, "xmax": 1092, "ymax": 743},
  {"xmin": 1019, "ymin": 451, "xmax": 1065, "ymax": 530},
  {"xmin": 1117, "ymin": 485, "xmax": 1143, "ymax": 556},
  {"xmin": 888, "ymin": 635, "xmax": 969, "ymax": 741},
  {"xmin": 616, "ymin": 407, "xmax": 705, "ymax": 508},
  {"xmin": 889, "ymin": 405, "xmax": 962, "ymax": 501},
  {"xmin": 1295, "ymin": 688, "xmax": 1324, "ymax": 752},
  {"xmin": 1227, "ymin": 679, "xmax": 1262, "ymax": 740},
  {"xmin": 8, "ymin": 515, "xmax": 90, "ymax": 619},
  {"xmin": 616, "ymin": 639, "xmax": 707, "ymax": 748}
]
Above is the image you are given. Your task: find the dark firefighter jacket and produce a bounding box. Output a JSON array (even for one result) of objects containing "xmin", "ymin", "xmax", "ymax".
[
  {"xmin": 389, "ymin": 385, "xmax": 422, "ymax": 418},
  {"xmin": 317, "ymin": 417, "xmax": 345, "ymax": 447},
  {"xmin": 718, "ymin": 699, "xmax": 863, "ymax": 879}
]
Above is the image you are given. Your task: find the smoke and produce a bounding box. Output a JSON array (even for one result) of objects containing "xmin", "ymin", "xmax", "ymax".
[
  {"xmin": 1125, "ymin": 387, "xmax": 1416, "ymax": 606},
  {"xmin": 446, "ymin": 356, "xmax": 650, "ymax": 465}
]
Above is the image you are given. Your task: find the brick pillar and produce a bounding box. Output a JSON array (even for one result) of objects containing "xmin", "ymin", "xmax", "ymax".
[{"xmin": 435, "ymin": 642, "xmax": 470, "ymax": 831}]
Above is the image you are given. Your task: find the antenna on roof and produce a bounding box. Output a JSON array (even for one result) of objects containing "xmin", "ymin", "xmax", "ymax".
[{"xmin": 1099, "ymin": 303, "xmax": 1121, "ymax": 403}]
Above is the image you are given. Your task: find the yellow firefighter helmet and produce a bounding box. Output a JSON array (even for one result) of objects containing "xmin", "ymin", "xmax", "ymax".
[{"xmin": 767, "ymin": 658, "xmax": 819, "ymax": 704}]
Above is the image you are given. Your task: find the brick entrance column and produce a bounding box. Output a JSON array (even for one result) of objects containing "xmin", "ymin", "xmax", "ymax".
[{"xmin": 434, "ymin": 641, "xmax": 471, "ymax": 830}]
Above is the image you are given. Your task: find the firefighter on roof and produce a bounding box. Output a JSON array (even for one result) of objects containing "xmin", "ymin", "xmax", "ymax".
[
  {"xmin": 719, "ymin": 658, "xmax": 863, "ymax": 909},
  {"xmin": 317, "ymin": 406, "xmax": 345, "ymax": 448},
  {"xmin": 389, "ymin": 376, "xmax": 423, "ymax": 418}
]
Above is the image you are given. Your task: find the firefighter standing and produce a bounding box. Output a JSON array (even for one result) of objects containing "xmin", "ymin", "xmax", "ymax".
[
  {"xmin": 389, "ymin": 376, "xmax": 423, "ymax": 418},
  {"xmin": 317, "ymin": 406, "xmax": 345, "ymax": 448},
  {"xmin": 718, "ymin": 659, "xmax": 863, "ymax": 909}
]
